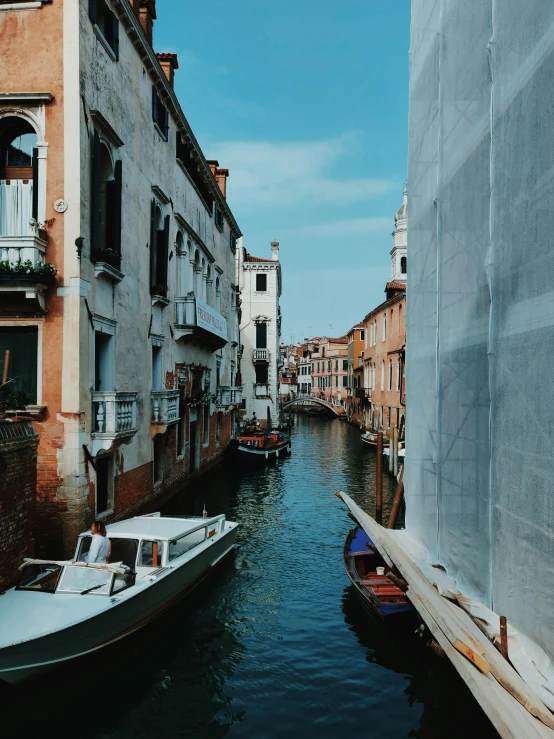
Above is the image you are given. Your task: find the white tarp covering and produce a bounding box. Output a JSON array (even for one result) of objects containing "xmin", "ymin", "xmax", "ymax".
[{"xmin": 406, "ymin": 1, "xmax": 554, "ymax": 661}]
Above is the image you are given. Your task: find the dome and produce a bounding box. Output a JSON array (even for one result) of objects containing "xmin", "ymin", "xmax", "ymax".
[{"xmin": 394, "ymin": 189, "xmax": 408, "ymax": 228}]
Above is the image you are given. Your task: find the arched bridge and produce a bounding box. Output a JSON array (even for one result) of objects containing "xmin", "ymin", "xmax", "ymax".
[{"xmin": 281, "ymin": 395, "xmax": 346, "ymax": 417}]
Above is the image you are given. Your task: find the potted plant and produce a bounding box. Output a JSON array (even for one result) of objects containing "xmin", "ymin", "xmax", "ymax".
[{"xmin": 95, "ymin": 247, "xmax": 121, "ymax": 269}]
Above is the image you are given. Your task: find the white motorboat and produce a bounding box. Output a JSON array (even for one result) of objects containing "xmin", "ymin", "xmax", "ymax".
[
  {"xmin": 383, "ymin": 440, "xmax": 405, "ymax": 458},
  {"xmin": 0, "ymin": 512, "xmax": 238, "ymax": 685}
]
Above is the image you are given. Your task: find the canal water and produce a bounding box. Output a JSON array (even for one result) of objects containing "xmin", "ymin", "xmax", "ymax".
[{"xmin": 2, "ymin": 416, "xmax": 497, "ymax": 738}]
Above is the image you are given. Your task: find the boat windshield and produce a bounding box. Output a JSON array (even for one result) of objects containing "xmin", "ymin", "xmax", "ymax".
[
  {"xmin": 57, "ymin": 566, "xmax": 112, "ymax": 595},
  {"xmin": 17, "ymin": 563, "xmax": 62, "ymax": 593}
]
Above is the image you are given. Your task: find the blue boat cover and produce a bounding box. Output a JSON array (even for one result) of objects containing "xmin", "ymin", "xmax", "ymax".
[{"xmin": 348, "ymin": 527, "xmax": 374, "ymax": 554}]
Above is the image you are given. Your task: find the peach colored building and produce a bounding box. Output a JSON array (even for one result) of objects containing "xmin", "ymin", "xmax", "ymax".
[
  {"xmin": 346, "ymin": 324, "xmax": 365, "ymax": 426},
  {"xmin": 310, "ymin": 336, "xmax": 348, "ymax": 406},
  {"xmin": 0, "ymin": 0, "xmax": 242, "ymax": 556}
]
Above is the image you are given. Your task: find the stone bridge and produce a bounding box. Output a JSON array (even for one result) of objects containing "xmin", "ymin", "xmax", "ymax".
[{"xmin": 281, "ymin": 395, "xmax": 346, "ymax": 417}]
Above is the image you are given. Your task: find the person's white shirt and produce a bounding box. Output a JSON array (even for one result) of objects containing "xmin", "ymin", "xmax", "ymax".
[{"xmin": 87, "ymin": 534, "xmax": 110, "ymax": 564}]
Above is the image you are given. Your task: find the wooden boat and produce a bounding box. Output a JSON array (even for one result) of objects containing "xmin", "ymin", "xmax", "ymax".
[
  {"xmin": 343, "ymin": 526, "xmax": 413, "ymax": 621},
  {"xmin": 304, "ymin": 406, "xmax": 328, "ymax": 416},
  {"xmin": 234, "ymin": 423, "xmax": 291, "ymax": 460},
  {"xmin": 361, "ymin": 431, "xmax": 389, "ymax": 447},
  {"xmin": 383, "ymin": 440, "xmax": 405, "ymax": 458},
  {"xmin": 0, "ymin": 512, "xmax": 238, "ymax": 684}
]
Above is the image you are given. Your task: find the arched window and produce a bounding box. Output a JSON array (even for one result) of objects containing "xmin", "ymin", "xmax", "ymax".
[
  {"xmin": 92, "ymin": 131, "xmax": 122, "ymax": 266},
  {"xmin": 206, "ymin": 264, "xmax": 212, "ymax": 306},
  {"xmin": 176, "ymin": 231, "xmax": 186, "ymax": 297},
  {"xmin": 201, "ymin": 257, "xmax": 206, "ymax": 301},
  {"xmin": 0, "ymin": 117, "xmax": 38, "ymax": 236},
  {"xmin": 382, "ymin": 314, "xmax": 387, "ymax": 341},
  {"xmin": 388, "ymin": 359, "xmax": 393, "ymax": 391},
  {"xmin": 400, "ymin": 256, "xmax": 407, "ymax": 274},
  {"xmin": 149, "ymin": 203, "xmax": 169, "ymax": 295},
  {"xmin": 194, "ymin": 250, "xmax": 201, "ymax": 295},
  {"xmin": 396, "ymin": 359, "xmax": 401, "ymax": 391},
  {"xmin": 381, "ymin": 360, "xmax": 385, "ymax": 391}
]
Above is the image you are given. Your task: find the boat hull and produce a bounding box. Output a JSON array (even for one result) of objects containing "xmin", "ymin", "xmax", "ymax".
[
  {"xmin": 0, "ymin": 526, "xmax": 237, "ymax": 684},
  {"xmin": 235, "ymin": 439, "xmax": 291, "ymax": 461}
]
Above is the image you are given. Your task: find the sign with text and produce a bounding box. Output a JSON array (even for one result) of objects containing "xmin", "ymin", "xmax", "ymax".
[{"xmin": 196, "ymin": 299, "xmax": 227, "ymax": 342}]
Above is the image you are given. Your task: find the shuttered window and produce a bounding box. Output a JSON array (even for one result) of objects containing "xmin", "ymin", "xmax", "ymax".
[
  {"xmin": 89, "ymin": 0, "xmax": 119, "ymax": 60},
  {"xmin": 152, "ymin": 88, "xmax": 169, "ymax": 141},
  {"xmin": 0, "ymin": 327, "xmax": 38, "ymax": 404},
  {"xmin": 150, "ymin": 200, "xmax": 169, "ymax": 296}
]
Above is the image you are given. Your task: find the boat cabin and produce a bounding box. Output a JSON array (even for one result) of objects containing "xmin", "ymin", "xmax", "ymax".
[{"xmin": 16, "ymin": 514, "xmax": 225, "ymax": 597}]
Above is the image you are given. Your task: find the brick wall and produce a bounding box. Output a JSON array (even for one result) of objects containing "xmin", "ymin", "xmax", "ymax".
[
  {"xmin": 0, "ymin": 420, "xmax": 38, "ymax": 591},
  {"xmin": 33, "ymin": 418, "xmax": 68, "ymax": 559}
]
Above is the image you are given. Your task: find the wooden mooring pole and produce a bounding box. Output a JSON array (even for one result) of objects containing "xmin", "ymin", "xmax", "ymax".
[
  {"xmin": 2, "ymin": 349, "xmax": 11, "ymax": 385},
  {"xmin": 387, "ymin": 464, "xmax": 404, "ymax": 530},
  {"xmin": 392, "ymin": 426, "xmax": 399, "ymax": 478},
  {"xmin": 376, "ymin": 431, "xmax": 383, "ymax": 524}
]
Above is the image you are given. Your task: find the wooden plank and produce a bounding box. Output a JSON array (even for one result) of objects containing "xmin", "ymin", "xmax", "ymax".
[
  {"xmin": 453, "ymin": 638, "xmax": 492, "ymax": 674},
  {"xmin": 337, "ymin": 492, "xmax": 554, "ymax": 732},
  {"xmin": 410, "ymin": 591, "xmax": 554, "ymax": 739}
]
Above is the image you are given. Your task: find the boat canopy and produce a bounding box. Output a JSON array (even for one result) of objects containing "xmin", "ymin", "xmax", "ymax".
[{"xmin": 100, "ymin": 514, "xmax": 225, "ymax": 542}]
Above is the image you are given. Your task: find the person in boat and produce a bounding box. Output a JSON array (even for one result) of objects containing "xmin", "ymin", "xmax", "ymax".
[
  {"xmin": 86, "ymin": 520, "xmax": 111, "ymax": 564},
  {"xmin": 251, "ymin": 412, "xmax": 260, "ymax": 426}
]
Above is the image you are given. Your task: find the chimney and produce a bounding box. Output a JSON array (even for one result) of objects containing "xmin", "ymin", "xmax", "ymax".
[
  {"xmin": 271, "ymin": 239, "xmax": 279, "ymax": 261},
  {"xmin": 207, "ymin": 160, "xmax": 229, "ymax": 198},
  {"xmin": 132, "ymin": 0, "xmax": 141, "ymax": 19},
  {"xmin": 139, "ymin": 0, "xmax": 156, "ymax": 46},
  {"xmin": 156, "ymin": 53, "xmax": 179, "ymax": 88}
]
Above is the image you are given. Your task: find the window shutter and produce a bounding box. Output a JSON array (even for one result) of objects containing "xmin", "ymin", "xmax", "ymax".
[
  {"xmin": 149, "ymin": 199, "xmax": 156, "ymax": 288},
  {"xmin": 89, "ymin": 0, "xmax": 97, "ymax": 24},
  {"xmin": 163, "ymin": 107, "xmax": 169, "ymax": 140},
  {"xmin": 32, "ymin": 147, "xmax": 39, "ymax": 221},
  {"xmin": 161, "ymin": 214, "xmax": 170, "ymax": 287},
  {"xmin": 109, "ymin": 159, "xmax": 122, "ymax": 254},
  {"xmin": 111, "ymin": 11, "xmax": 119, "ymax": 61},
  {"xmin": 152, "ymin": 87, "xmax": 158, "ymax": 123},
  {"xmin": 91, "ymin": 130, "xmax": 101, "ymax": 258}
]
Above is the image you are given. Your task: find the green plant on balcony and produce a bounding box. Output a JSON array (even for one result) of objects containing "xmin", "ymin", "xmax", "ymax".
[
  {"xmin": 183, "ymin": 391, "xmax": 216, "ymax": 408},
  {"xmin": 0, "ymin": 380, "xmax": 32, "ymax": 414},
  {"xmin": 0, "ymin": 260, "xmax": 57, "ymax": 281}
]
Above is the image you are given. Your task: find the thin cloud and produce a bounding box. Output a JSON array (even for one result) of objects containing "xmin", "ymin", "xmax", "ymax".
[
  {"xmin": 210, "ymin": 136, "xmax": 398, "ymax": 208},
  {"xmin": 291, "ymin": 216, "xmax": 391, "ymax": 238}
]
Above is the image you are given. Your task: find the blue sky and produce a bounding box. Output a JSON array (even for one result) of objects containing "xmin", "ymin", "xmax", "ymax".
[{"xmin": 156, "ymin": 1, "xmax": 411, "ymax": 342}]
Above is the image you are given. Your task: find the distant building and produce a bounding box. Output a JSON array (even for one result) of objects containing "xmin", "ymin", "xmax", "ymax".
[
  {"xmin": 279, "ymin": 343, "xmax": 300, "ymax": 399},
  {"xmin": 358, "ymin": 192, "xmax": 408, "ymax": 432},
  {"xmin": 310, "ymin": 336, "xmax": 348, "ymax": 405},
  {"xmin": 346, "ymin": 324, "xmax": 365, "ymax": 425},
  {"xmin": 236, "ymin": 239, "xmax": 282, "ymax": 426}
]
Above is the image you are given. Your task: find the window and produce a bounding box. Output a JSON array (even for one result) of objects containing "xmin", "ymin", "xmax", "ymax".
[
  {"xmin": 94, "ymin": 331, "xmax": 114, "ymax": 391},
  {"xmin": 150, "ymin": 201, "xmax": 169, "ymax": 295},
  {"xmin": 335, "ymin": 359, "xmax": 338, "ymax": 371},
  {"xmin": 89, "ymin": 0, "xmax": 119, "ymax": 60},
  {"xmin": 256, "ymin": 273, "xmax": 267, "ymax": 292},
  {"xmin": 335, "ymin": 375, "xmax": 338, "ymax": 387},
  {"xmin": 328, "ymin": 360, "xmax": 331, "ymax": 372},
  {"xmin": 140, "ymin": 540, "xmax": 164, "ymax": 567},
  {"xmin": 388, "ymin": 360, "xmax": 393, "ymax": 391},
  {"xmin": 382, "ymin": 314, "xmax": 387, "ymax": 341},
  {"xmin": 255, "ymin": 322, "xmax": 267, "ymax": 348},
  {"xmin": 322, "ymin": 348, "xmax": 325, "ymax": 358},
  {"xmin": 401, "ymin": 256, "xmax": 407, "ymax": 274},
  {"xmin": 230, "ymin": 232, "xmax": 237, "ymax": 252},
  {"xmin": 360, "ymin": 330, "xmax": 365, "ymax": 341},
  {"xmin": 214, "ymin": 203, "xmax": 224, "ymax": 230},
  {"xmin": 152, "ymin": 87, "xmax": 169, "ymax": 140},
  {"xmin": 96, "ymin": 455, "xmax": 113, "ymax": 515},
  {"xmin": 381, "ymin": 361, "xmax": 385, "ymax": 391},
  {"xmin": 203, "ymin": 402, "xmax": 210, "ymax": 446},
  {"xmin": 342, "ymin": 359, "xmax": 348, "ymax": 371},
  {"xmin": 168, "ymin": 528, "xmax": 206, "ymax": 560},
  {"xmin": 153, "ymin": 436, "xmax": 164, "ymax": 484},
  {"xmin": 343, "ymin": 375, "xmax": 348, "ymax": 387},
  {"xmin": 255, "ymin": 364, "xmax": 268, "ymax": 384},
  {"xmin": 91, "ymin": 132, "xmax": 122, "ymax": 266},
  {"xmin": 396, "ymin": 360, "xmax": 401, "ymax": 392},
  {"xmin": 0, "ymin": 117, "xmax": 38, "ymax": 237},
  {"xmin": 215, "ymin": 277, "xmax": 221, "ymax": 313},
  {"xmin": 0, "ymin": 327, "xmax": 38, "ymax": 404},
  {"xmin": 151, "ymin": 345, "xmax": 162, "ymax": 390}
]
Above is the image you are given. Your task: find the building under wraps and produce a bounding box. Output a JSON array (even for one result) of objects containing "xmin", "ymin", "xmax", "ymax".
[{"xmin": 407, "ymin": 0, "xmax": 554, "ymax": 668}]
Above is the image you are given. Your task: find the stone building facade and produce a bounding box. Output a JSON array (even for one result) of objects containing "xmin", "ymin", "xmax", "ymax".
[
  {"xmin": 0, "ymin": 0, "xmax": 242, "ymax": 555},
  {"xmin": 310, "ymin": 336, "xmax": 348, "ymax": 405},
  {"xmin": 236, "ymin": 239, "xmax": 282, "ymax": 426},
  {"xmin": 346, "ymin": 324, "xmax": 365, "ymax": 425}
]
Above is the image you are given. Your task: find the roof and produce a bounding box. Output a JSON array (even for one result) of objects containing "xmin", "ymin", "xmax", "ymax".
[
  {"xmin": 104, "ymin": 515, "xmax": 217, "ymax": 540},
  {"xmin": 322, "ymin": 336, "xmax": 348, "ymax": 345},
  {"xmin": 385, "ymin": 281, "xmax": 406, "ymax": 291},
  {"xmin": 362, "ymin": 289, "xmax": 406, "ymax": 324},
  {"xmin": 245, "ymin": 255, "xmax": 273, "ymax": 263}
]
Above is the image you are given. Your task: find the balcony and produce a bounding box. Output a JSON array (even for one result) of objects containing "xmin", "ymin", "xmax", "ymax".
[
  {"xmin": 216, "ymin": 386, "xmax": 243, "ymax": 409},
  {"xmin": 151, "ymin": 389, "xmax": 180, "ymax": 436},
  {"xmin": 174, "ymin": 292, "xmax": 228, "ymax": 350},
  {"xmin": 91, "ymin": 391, "xmax": 138, "ymax": 454},
  {"xmin": 253, "ymin": 349, "xmax": 269, "ymax": 362},
  {"xmin": 255, "ymin": 383, "xmax": 270, "ymax": 398},
  {"xmin": 0, "ymin": 225, "xmax": 54, "ymax": 311}
]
